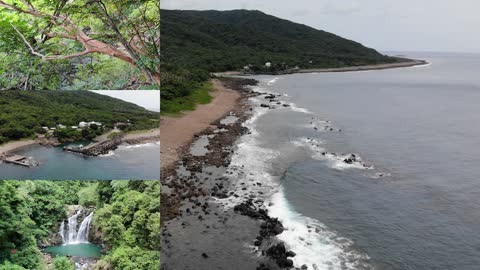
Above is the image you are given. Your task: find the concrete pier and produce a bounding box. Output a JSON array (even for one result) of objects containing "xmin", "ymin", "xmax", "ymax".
[{"xmin": 3, "ymin": 155, "xmax": 32, "ymax": 167}]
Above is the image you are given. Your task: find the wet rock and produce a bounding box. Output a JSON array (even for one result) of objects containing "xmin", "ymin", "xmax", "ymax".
[
  {"xmin": 256, "ymin": 263, "xmax": 272, "ymax": 270},
  {"xmin": 343, "ymin": 158, "xmax": 353, "ymax": 164},
  {"xmin": 265, "ymin": 243, "xmax": 294, "ymax": 268},
  {"xmin": 285, "ymin": 251, "xmax": 296, "ymax": 257}
]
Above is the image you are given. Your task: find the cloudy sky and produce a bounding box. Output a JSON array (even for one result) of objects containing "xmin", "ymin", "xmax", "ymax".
[
  {"xmin": 162, "ymin": 0, "xmax": 480, "ymax": 53},
  {"xmin": 91, "ymin": 91, "xmax": 160, "ymax": 112}
]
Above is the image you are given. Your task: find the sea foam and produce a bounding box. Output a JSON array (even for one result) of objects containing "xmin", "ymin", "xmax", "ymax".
[
  {"xmin": 292, "ymin": 138, "xmax": 373, "ymax": 170},
  {"xmin": 268, "ymin": 188, "xmax": 371, "ymax": 269},
  {"xmin": 218, "ymin": 86, "xmax": 370, "ymax": 268}
]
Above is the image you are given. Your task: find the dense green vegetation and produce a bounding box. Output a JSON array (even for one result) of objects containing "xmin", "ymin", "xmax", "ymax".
[
  {"xmin": 160, "ymin": 9, "xmax": 403, "ymax": 110},
  {"xmin": 93, "ymin": 180, "xmax": 160, "ymax": 269},
  {"xmin": 161, "ymin": 9, "xmax": 400, "ymax": 72},
  {"xmin": 0, "ymin": 91, "xmax": 159, "ymax": 144},
  {"xmin": 0, "ymin": 0, "xmax": 159, "ymax": 90},
  {"xmin": 0, "ymin": 180, "xmax": 160, "ymax": 270}
]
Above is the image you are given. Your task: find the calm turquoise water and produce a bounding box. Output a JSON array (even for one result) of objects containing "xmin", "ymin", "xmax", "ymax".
[
  {"xmin": 0, "ymin": 141, "xmax": 159, "ymax": 180},
  {"xmin": 242, "ymin": 53, "xmax": 480, "ymax": 269},
  {"xmin": 44, "ymin": 243, "xmax": 102, "ymax": 258}
]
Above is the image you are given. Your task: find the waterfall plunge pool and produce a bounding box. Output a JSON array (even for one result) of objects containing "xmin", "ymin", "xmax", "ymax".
[
  {"xmin": 46, "ymin": 209, "xmax": 101, "ymax": 258},
  {"xmin": 44, "ymin": 243, "xmax": 102, "ymax": 258}
]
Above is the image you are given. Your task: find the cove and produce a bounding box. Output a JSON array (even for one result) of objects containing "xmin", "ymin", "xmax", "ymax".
[{"xmin": 0, "ymin": 141, "xmax": 160, "ymax": 180}]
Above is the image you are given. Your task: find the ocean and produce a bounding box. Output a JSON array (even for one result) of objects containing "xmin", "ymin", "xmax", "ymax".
[{"xmin": 226, "ymin": 52, "xmax": 480, "ymax": 269}]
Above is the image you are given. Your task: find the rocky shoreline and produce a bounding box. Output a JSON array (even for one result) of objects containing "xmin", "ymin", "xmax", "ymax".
[{"xmin": 160, "ymin": 78, "xmax": 303, "ymax": 270}]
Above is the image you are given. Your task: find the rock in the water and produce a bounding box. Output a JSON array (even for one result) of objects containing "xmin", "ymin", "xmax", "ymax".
[{"xmin": 266, "ymin": 243, "xmax": 294, "ymax": 268}]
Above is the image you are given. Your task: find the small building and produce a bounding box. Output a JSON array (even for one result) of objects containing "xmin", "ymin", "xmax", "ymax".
[
  {"xmin": 265, "ymin": 62, "xmax": 272, "ymax": 68},
  {"xmin": 57, "ymin": 124, "xmax": 66, "ymax": 129},
  {"xmin": 89, "ymin": 121, "xmax": 102, "ymax": 126},
  {"xmin": 78, "ymin": 121, "xmax": 102, "ymax": 128}
]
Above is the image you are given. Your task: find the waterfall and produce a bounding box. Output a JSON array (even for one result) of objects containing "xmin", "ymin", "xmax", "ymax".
[
  {"xmin": 59, "ymin": 221, "xmax": 65, "ymax": 244},
  {"xmin": 76, "ymin": 212, "xmax": 93, "ymax": 243},
  {"xmin": 67, "ymin": 210, "xmax": 82, "ymax": 244},
  {"xmin": 60, "ymin": 210, "xmax": 94, "ymax": 245}
]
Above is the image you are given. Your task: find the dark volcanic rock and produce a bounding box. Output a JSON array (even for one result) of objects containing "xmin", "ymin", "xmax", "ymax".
[{"xmin": 265, "ymin": 243, "xmax": 294, "ymax": 268}]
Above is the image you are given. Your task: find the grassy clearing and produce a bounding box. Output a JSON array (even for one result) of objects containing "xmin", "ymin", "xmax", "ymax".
[
  {"xmin": 161, "ymin": 81, "xmax": 214, "ymax": 116},
  {"xmin": 107, "ymin": 131, "xmax": 125, "ymax": 139}
]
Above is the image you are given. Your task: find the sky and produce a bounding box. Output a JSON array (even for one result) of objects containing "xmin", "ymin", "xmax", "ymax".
[
  {"xmin": 162, "ymin": 0, "xmax": 480, "ymax": 53},
  {"xmin": 91, "ymin": 91, "xmax": 160, "ymax": 112}
]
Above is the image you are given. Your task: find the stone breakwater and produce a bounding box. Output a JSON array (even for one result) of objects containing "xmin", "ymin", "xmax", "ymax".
[
  {"xmin": 64, "ymin": 135, "xmax": 124, "ymax": 156},
  {"xmin": 63, "ymin": 133, "xmax": 159, "ymax": 157}
]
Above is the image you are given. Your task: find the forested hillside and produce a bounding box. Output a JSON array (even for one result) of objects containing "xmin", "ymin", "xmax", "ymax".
[
  {"xmin": 0, "ymin": 0, "xmax": 160, "ymax": 90},
  {"xmin": 161, "ymin": 9, "xmax": 398, "ymax": 71},
  {"xmin": 0, "ymin": 180, "xmax": 160, "ymax": 270},
  {"xmin": 160, "ymin": 9, "xmax": 403, "ymax": 108},
  {"xmin": 0, "ymin": 91, "xmax": 159, "ymax": 144}
]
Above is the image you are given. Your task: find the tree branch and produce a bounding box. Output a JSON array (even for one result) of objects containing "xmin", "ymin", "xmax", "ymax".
[{"xmin": 11, "ymin": 23, "xmax": 90, "ymax": 60}]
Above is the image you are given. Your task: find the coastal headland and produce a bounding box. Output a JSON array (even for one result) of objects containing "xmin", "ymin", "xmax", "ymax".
[{"xmin": 214, "ymin": 59, "xmax": 428, "ymax": 77}]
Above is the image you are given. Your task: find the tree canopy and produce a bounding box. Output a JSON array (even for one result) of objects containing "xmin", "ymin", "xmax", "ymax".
[
  {"xmin": 0, "ymin": 0, "xmax": 159, "ymax": 90},
  {"xmin": 0, "ymin": 180, "xmax": 160, "ymax": 269}
]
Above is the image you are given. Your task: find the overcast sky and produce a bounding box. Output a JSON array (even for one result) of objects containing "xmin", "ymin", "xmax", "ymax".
[
  {"xmin": 162, "ymin": 0, "xmax": 480, "ymax": 53},
  {"xmin": 91, "ymin": 91, "xmax": 160, "ymax": 112}
]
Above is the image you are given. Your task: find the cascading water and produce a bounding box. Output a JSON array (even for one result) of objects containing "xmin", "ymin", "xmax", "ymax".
[
  {"xmin": 76, "ymin": 212, "xmax": 93, "ymax": 243},
  {"xmin": 59, "ymin": 221, "xmax": 65, "ymax": 244},
  {"xmin": 60, "ymin": 210, "xmax": 94, "ymax": 245},
  {"xmin": 67, "ymin": 210, "xmax": 81, "ymax": 244}
]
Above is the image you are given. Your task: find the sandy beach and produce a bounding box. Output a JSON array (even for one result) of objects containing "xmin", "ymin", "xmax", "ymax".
[
  {"xmin": 160, "ymin": 79, "xmax": 241, "ymax": 169},
  {"xmin": 0, "ymin": 140, "xmax": 37, "ymax": 155}
]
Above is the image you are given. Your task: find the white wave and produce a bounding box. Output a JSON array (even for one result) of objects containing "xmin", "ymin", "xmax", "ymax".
[
  {"xmin": 267, "ymin": 77, "xmax": 280, "ymax": 85},
  {"xmin": 292, "ymin": 138, "xmax": 373, "ymax": 170},
  {"xmin": 122, "ymin": 141, "xmax": 160, "ymax": 149},
  {"xmin": 324, "ymin": 153, "xmax": 373, "ymax": 170},
  {"xmin": 99, "ymin": 151, "xmax": 115, "ymax": 157},
  {"xmin": 408, "ymin": 61, "xmax": 432, "ymax": 68},
  {"xmin": 215, "ymin": 95, "xmax": 371, "ymax": 269},
  {"xmin": 215, "ymin": 97, "xmax": 279, "ymax": 206},
  {"xmin": 289, "ymin": 103, "xmax": 312, "ymax": 114},
  {"xmin": 268, "ymin": 188, "xmax": 370, "ymax": 270}
]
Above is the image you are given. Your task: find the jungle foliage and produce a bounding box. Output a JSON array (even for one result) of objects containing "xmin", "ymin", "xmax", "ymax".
[
  {"xmin": 0, "ymin": 180, "xmax": 160, "ymax": 270},
  {"xmin": 0, "ymin": 0, "xmax": 160, "ymax": 90}
]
